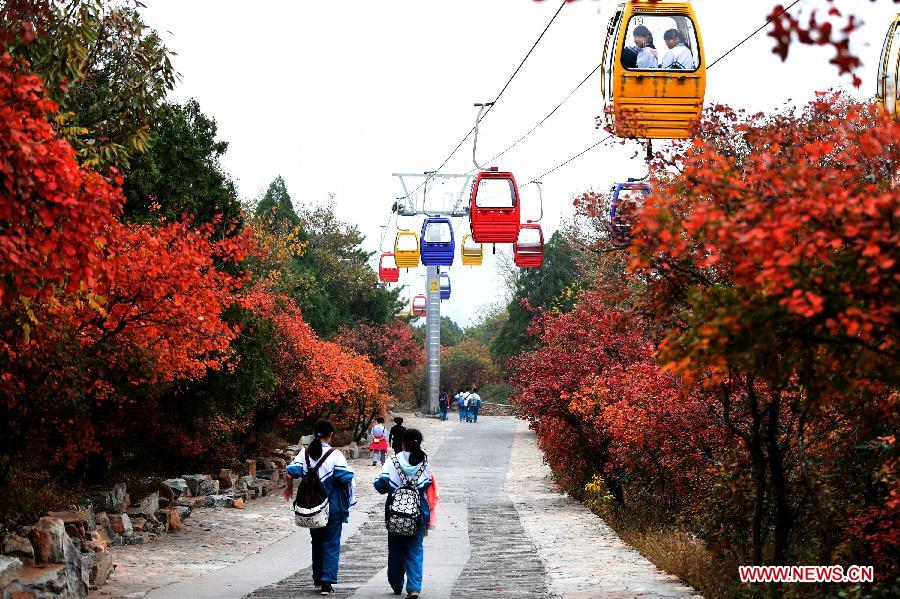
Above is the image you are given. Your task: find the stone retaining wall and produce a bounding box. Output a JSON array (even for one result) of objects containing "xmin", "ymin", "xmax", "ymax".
[{"xmin": 479, "ymin": 402, "xmax": 516, "ymax": 416}]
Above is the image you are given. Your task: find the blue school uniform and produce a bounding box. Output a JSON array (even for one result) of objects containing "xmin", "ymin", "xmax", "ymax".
[
  {"xmin": 374, "ymin": 453, "xmax": 433, "ymax": 594},
  {"xmin": 287, "ymin": 444, "xmax": 356, "ymax": 585}
]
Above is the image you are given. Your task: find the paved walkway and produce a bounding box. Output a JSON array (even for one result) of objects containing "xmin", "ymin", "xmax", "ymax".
[{"xmin": 94, "ymin": 416, "xmax": 700, "ymax": 598}]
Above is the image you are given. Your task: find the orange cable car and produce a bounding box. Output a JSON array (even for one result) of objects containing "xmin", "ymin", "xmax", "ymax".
[
  {"xmin": 877, "ymin": 13, "xmax": 900, "ymax": 120},
  {"xmin": 460, "ymin": 233, "xmax": 484, "ymax": 266},
  {"xmin": 601, "ymin": 1, "xmax": 706, "ymax": 139},
  {"xmin": 513, "ymin": 224, "xmax": 545, "ymax": 269},
  {"xmin": 394, "ymin": 230, "xmax": 420, "ymax": 268}
]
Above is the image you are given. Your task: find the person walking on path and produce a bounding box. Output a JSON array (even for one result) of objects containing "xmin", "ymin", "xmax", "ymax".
[
  {"xmin": 370, "ymin": 417, "xmax": 389, "ymax": 466},
  {"xmin": 389, "ymin": 416, "xmax": 406, "ymax": 455},
  {"xmin": 283, "ymin": 419, "xmax": 356, "ymax": 595},
  {"xmin": 454, "ymin": 389, "xmax": 466, "ymax": 421},
  {"xmin": 438, "ymin": 389, "xmax": 449, "ymax": 421},
  {"xmin": 374, "ymin": 429, "xmax": 434, "ymax": 599},
  {"xmin": 468, "ymin": 387, "xmax": 483, "ymax": 423}
]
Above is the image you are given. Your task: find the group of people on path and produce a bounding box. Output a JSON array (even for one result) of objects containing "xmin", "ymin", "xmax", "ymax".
[
  {"xmin": 437, "ymin": 387, "xmax": 482, "ymax": 422},
  {"xmin": 284, "ymin": 417, "xmax": 435, "ymax": 598}
]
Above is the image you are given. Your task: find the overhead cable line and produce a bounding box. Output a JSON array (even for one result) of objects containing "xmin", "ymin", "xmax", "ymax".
[
  {"xmin": 403, "ymin": 0, "xmax": 569, "ymax": 200},
  {"xmin": 520, "ymin": 0, "xmax": 805, "ymax": 185}
]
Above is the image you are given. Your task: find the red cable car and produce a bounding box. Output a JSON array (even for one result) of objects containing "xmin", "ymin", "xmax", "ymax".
[
  {"xmin": 411, "ymin": 294, "xmax": 427, "ymax": 317},
  {"xmin": 469, "ymin": 168, "xmax": 521, "ymax": 244},
  {"xmin": 379, "ymin": 252, "xmax": 399, "ymax": 283},
  {"xmin": 513, "ymin": 224, "xmax": 545, "ymax": 268}
]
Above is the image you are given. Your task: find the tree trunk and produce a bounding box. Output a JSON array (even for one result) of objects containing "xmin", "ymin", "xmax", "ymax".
[{"xmin": 766, "ymin": 395, "xmax": 792, "ymax": 567}]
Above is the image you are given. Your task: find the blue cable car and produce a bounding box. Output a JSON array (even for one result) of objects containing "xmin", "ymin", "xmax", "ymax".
[
  {"xmin": 420, "ymin": 217, "xmax": 455, "ymax": 266},
  {"xmin": 440, "ymin": 272, "xmax": 451, "ymax": 301},
  {"xmin": 607, "ymin": 179, "xmax": 652, "ymax": 246}
]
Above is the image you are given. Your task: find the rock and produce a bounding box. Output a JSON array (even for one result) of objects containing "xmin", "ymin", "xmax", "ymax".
[
  {"xmin": 108, "ymin": 513, "xmax": 132, "ymax": 535},
  {"xmin": 30, "ymin": 517, "xmax": 67, "ymax": 564},
  {"xmin": 218, "ymin": 469, "xmax": 238, "ymax": 489},
  {"xmin": 128, "ymin": 491, "xmax": 159, "ymax": 516},
  {"xmin": 202, "ymin": 494, "xmax": 234, "ymax": 508},
  {"xmin": 173, "ymin": 496, "xmax": 205, "ymax": 509},
  {"xmin": 156, "ymin": 481, "xmax": 175, "ymax": 503},
  {"xmin": 155, "ymin": 508, "xmax": 181, "ymax": 532},
  {"xmin": 299, "ymin": 435, "xmax": 314, "ymax": 446},
  {"xmin": 83, "ymin": 529, "xmax": 108, "ymax": 553},
  {"xmin": 0, "ymin": 555, "xmax": 23, "ymax": 588},
  {"xmin": 197, "ymin": 479, "xmax": 219, "ymax": 496},
  {"xmin": 83, "ymin": 550, "xmax": 113, "ymax": 588},
  {"xmin": 163, "ymin": 478, "xmax": 189, "ymax": 498},
  {"xmin": 8, "ymin": 564, "xmax": 71, "ymax": 598},
  {"xmin": 2, "ymin": 532, "xmax": 34, "ymax": 563},
  {"xmin": 173, "ymin": 505, "xmax": 192, "ymax": 521},
  {"xmin": 232, "ymin": 498, "xmax": 245, "ymax": 509},
  {"xmin": 347, "ymin": 442, "xmax": 360, "ymax": 459},
  {"xmin": 256, "ymin": 469, "xmax": 279, "ymax": 483},
  {"xmin": 130, "ymin": 516, "xmax": 147, "ymax": 532},
  {"xmin": 182, "ymin": 474, "xmax": 210, "ymax": 496},
  {"xmin": 142, "ymin": 517, "xmax": 166, "ymax": 535},
  {"xmin": 63, "ymin": 534, "xmax": 88, "ymax": 597},
  {"xmin": 85, "ymin": 483, "xmax": 127, "ymax": 513},
  {"xmin": 269, "ymin": 457, "xmax": 287, "ymax": 469},
  {"xmin": 243, "ymin": 459, "xmax": 257, "ymax": 477},
  {"xmin": 123, "ymin": 533, "xmax": 146, "ymax": 546}
]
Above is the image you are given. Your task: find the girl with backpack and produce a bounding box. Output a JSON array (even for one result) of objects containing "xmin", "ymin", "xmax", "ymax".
[
  {"xmin": 283, "ymin": 419, "xmax": 356, "ymax": 595},
  {"xmin": 374, "ymin": 429, "xmax": 434, "ymax": 599}
]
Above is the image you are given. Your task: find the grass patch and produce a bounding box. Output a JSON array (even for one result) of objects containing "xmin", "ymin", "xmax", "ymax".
[{"xmin": 480, "ymin": 383, "xmax": 511, "ymax": 405}]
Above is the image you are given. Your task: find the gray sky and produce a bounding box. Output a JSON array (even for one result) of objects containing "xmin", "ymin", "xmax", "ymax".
[{"xmin": 141, "ymin": 0, "xmax": 897, "ymax": 326}]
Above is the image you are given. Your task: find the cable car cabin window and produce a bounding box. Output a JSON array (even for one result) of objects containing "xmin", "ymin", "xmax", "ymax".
[
  {"xmin": 462, "ymin": 236, "xmax": 481, "ymax": 253},
  {"xmin": 424, "ymin": 222, "xmax": 452, "ymax": 243},
  {"xmin": 516, "ymin": 228, "xmax": 543, "ymax": 254},
  {"xmin": 475, "ymin": 178, "xmax": 517, "ymax": 209},
  {"xmin": 621, "ymin": 15, "xmax": 700, "ymax": 72},
  {"xmin": 381, "ymin": 253, "xmax": 397, "ymax": 269},
  {"xmin": 878, "ymin": 21, "xmax": 900, "ymax": 111},
  {"xmin": 396, "ymin": 233, "xmax": 418, "ymax": 251}
]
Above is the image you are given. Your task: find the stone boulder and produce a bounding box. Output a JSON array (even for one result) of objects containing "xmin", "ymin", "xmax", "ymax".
[
  {"xmin": 30, "ymin": 517, "xmax": 67, "ymax": 563},
  {"xmin": 163, "ymin": 478, "xmax": 189, "ymax": 499},
  {"xmin": 108, "ymin": 513, "xmax": 133, "ymax": 535},
  {"xmin": 2, "ymin": 532, "xmax": 34, "ymax": 563},
  {"xmin": 85, "ymin": 483, "xmax": 127, "ymax": 513},
  {"xmin": 83, "ymin": 550, "xmax": 113, "ymax": 588},
  {"xmin": 127, "ymin": 491, "xmax": 160, "ymax": 517},
  {"xmin": 218, "ymin": 469, "xmax": 238, "ymax": 489},
  {"xmin": 202, "ymin": 494, "xmax": 235, "ymax": 508},
  {"xmin": 181, "ymin": 474, "xmax": 210, "ymax": 496},
  {"xmin": 142, "ymin": 516, "xmax": 167, "ymax": 535},
  {"xmin": 347, "ymin": 442, "xmax": 360, "ymax": 459},
  {"xmin": 255, "ymin": 469, "xmax": 280, "ymax": 483},
  {"xmin": 243, "ymin": 459, "xmax": 257, "ymax": 477},
  {"xmin": 173, "ymin": 505, "xmax": 192, "ymax": 521},
  {"xmin": 197, "ymin": 479, "xmax": 219, "ymax": 496},
  {"xmin": 155, "ymin": 508, "xmax": 182, "ymax": 532},
  {"xmin": 269, "ymin": 457, "xmax": 287, "ymax": 469},
  {"xmin": 63, "ymin": 533, "xmax": 88, "ymax": 597},
  {"xmin": 0, "ymin": 555, "xmax": 23, "ymax": 588},
  {"xmin": 173, "ymin": 496, "xmax": 205, "ymax": 509}
]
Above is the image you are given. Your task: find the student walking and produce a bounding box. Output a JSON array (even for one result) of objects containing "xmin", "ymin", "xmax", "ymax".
[
  {"xmin": 370, "ymin": 417, "xmax": 389, "ymax": 466},
  {"xmin": 438, "ymin": 389, "xmax": 449, "ymax": 421},
  {"xmin": 456, "ymin": 388, "xmax": 468, "ymax": 421},
  {"xmin": 284, "ymin": 419, "xmax": 356, "ymax": 595},
  {"xmin": 468, "ymin": 387, "xmax": 483, "ymax": 423},
  {"xmin": 374, "ymin": 429, "xmax": 434, "ymax": 599},
  {"xmin": 389, "ymin": 416, "xmax": 406, "ymax": 455}
]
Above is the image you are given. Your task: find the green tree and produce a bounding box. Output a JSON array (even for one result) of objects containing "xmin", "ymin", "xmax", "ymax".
[
  {"xmin": 414, "ymin": 316, "xmax": 464, "ymax": 347},
  {"xmin": 256, "ymin": 176, "xmax": 301, "ymax": 228},
  {"xmin": 492, "ymin": 232, "xmax": 581, "ymax": 368},
  {"xmin": 440, "ymin": 340, "xmax": 500, "ymax": 395},
  {"xmin": 123, "ymin": 100, "xmax": 241, "ymax": 228},
  {"xmin": 464, "ymin": 306, "xmax": 508, "ymax": 346}
]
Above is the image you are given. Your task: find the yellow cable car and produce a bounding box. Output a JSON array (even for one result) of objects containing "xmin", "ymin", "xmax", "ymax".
[
  {"xmin": 601, "ymin": 1, "xmax": 706, "ymax": 139},
  {"xmin": 394, "ymin": 230, "xmax": 420, "ymax": 268},
  {"xmin": 460, "ymin": 233, "xmax": 484, "ymax": 267},
  {"xmin": 877, "ymin": 13, "xmax": 900, "ymax": 120}
]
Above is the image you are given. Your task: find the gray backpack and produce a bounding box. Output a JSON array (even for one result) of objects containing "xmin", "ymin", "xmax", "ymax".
[{"xmin": 386, "ymin": 457, "xmax": 426, "ymax": 536}]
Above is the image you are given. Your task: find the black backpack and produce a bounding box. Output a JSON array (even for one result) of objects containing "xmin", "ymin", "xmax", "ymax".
[
  {"xmin": 293, "ymin": 448, "xmax": 336, "ymax": 528},
  {"xmin": 386, "ymin": 456, "xmax": 426, "ymax": 536}
]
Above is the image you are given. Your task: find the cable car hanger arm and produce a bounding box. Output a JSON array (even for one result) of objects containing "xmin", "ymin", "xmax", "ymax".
[{"xmin": 472, "ymin": 102, "xmax": 495, "ymax": 171}]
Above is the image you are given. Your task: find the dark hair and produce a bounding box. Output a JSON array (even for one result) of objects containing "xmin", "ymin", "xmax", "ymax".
[
  {"xmin": 664, "ymin": 28, "xmax": 682, "ymax": 42},
  {"xmin": 621, "ymin": 45, "xmax": 638, "ymax": 69},
  {"xmin": 393, "ymin": 416, "xmax": 404, "ymax": 425},
  {"xmin": 376, "ymin": 417, "xmax": 385, "ymax": 424},
  {"xmin": 402, "ymin": 428, "xmax": 426, "ymax": 466},
  {"xmin": 633, "ymin": 25, "xmax": 655, "ymax": 48},
  {"xmin": 308, "ymin": 418, "xmax": 334, "ymax": 460},
  {"xmin": 472, "ymin": 387, "xmax": 478, "ymax": 392}
]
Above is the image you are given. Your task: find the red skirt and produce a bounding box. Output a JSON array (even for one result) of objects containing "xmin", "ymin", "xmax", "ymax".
[{"xmin": 369, "ymin": 436, "xmax": 388, "ymax": 451}]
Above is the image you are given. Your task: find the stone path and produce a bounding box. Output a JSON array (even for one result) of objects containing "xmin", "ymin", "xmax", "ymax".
[{"xmin": 94, "ymin": 416, "xmax": 701, "ymax": 598}]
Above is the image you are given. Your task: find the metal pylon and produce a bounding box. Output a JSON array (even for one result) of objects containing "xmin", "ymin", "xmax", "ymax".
[{"xmin": 424, "ymin": 266, "xmax": 441, "ymax": 414}]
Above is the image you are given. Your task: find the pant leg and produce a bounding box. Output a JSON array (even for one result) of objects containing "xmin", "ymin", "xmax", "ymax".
[
  {"xmin": 317, "ymin": 516, "xmax": 343, "ymax": 583},
  {"xmin": 473, "ymin": 407, "xmax": 479, "ymax": 422},
  {"xmin": 379, "ymin": 450, "xmax": 386, "ymax": 465},
  {"xmin": 404, "ymin": 527, "xmax": 426, "ymax": 593},
  {"xmin": 387, "ymin": 533, "xmax": 406, "ymax": 594},
  {"xmin": 458, "ymin": 406, "xmax": 465, "ymax": 421},
  {"xmin": 309, "ymin": 528, "xmax": 324, "ymax": 583}
]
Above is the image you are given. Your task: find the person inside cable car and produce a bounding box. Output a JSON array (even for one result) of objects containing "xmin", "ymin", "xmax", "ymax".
[
  {"xmin": 621, "ymin": 45, "xmax": 638, "ymax": 69},
  {"xmin": 661, "ymin": 28, "xmax": 695, "ymax": 70},
  {"xmin": 632, "ymin": 25, "xmax": 658, "ymax": 69}
]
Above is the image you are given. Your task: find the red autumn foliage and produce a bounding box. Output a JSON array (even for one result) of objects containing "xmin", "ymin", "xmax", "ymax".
[
  {"xmin": 336, "ymin": 319, "xmax": 424, "ymax": 401},
  {"xmin": 0, "ymin": 52, "xmax": 122, "ymax": 307}
]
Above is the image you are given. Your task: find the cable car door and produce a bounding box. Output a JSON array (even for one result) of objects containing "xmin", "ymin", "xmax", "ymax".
[
  {"xmin": 878, "ymin": 16, "xmax": 900, "ymax": 119},
  {"xmin": 601, "ymin": 7, "xmax": 624, "ymax": 113}
]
